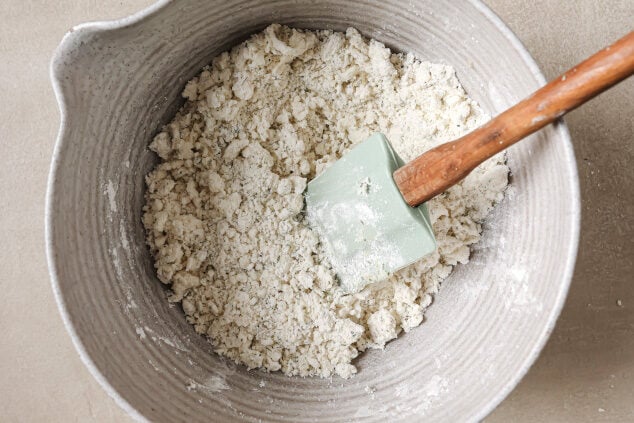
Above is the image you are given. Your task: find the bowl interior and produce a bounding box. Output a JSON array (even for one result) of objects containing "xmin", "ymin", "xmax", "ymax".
[{"xmin": 48, "ymin": 0, "xmax": 579, "ymax": 421}]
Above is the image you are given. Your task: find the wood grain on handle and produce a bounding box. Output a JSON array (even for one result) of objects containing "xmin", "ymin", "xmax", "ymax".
[{"xmin": 394, "ymin": 31, "xmax": 634, "ymax": 207}]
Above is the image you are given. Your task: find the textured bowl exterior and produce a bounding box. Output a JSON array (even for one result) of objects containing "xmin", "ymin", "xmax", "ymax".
[{"xmin": 46, "ymin": 0, "xmax": 580, "ymax": 421}]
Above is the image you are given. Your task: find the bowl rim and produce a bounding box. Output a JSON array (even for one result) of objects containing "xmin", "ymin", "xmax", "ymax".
[{"xmin": 45, "ymin": 1, "xmax": 580, "ymax": 421}]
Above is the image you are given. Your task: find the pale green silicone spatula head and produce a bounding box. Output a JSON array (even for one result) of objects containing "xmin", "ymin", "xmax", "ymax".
[{"xmin": 305, "ymin": 133, "xmax": 436, "ymax": 293}]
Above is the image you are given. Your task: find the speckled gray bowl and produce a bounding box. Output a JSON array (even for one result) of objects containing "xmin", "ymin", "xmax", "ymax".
[{"xmin": 46, "ymin": 0, "xmax": 580, "ymax": 421}]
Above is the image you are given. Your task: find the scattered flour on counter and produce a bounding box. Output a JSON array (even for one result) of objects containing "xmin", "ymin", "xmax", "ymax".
[{"xmin": 142, "ymin": 24, "xmax": 508, "ymax": 378}]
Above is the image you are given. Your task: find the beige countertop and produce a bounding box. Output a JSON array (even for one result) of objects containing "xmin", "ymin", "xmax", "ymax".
[{"xmin": 1, "ymin": 0, "xmax": 632, "ymax": 421}]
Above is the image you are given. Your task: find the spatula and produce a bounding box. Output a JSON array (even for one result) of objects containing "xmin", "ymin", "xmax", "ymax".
[{"xmin": 306, "ymin": 31, "xmax": 634, "ymax": 294}]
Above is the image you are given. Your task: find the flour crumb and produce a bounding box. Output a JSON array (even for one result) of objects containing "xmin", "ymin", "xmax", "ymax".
[
  {"xmin": 143, "ymin": 24, "xmax": 508, "ymax": 378},
  {"xmin": 135, "ymin": 326, "xmax": 146, "ymax": 340},
  {"xmin": 364, "ymin": 385, "xmax": 377, "ymax": 399},
  {"xmin": 357, "ymin": 177, "xmax": 372, "ymax": 196}
]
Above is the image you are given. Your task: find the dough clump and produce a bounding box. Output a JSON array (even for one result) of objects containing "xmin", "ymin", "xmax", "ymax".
[{"xmin": 143, "ymin": 25, "xmax": 508, "ymax": 378}]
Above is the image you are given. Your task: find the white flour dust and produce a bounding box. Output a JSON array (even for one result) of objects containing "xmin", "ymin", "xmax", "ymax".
[{"xmin": 143, "ymin": 25, "xmax": 508, "ymax": 378}]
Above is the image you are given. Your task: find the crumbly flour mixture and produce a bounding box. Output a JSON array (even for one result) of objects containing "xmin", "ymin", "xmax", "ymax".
[{"xmin": 143, "ymin": 24, "xmax": 508, "ymax": 378}]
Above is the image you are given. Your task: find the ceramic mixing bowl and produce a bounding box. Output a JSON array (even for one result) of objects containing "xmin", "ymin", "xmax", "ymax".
[{"xmin": 47, "ymin": 0, "xmax": 580, "ymax": 421}]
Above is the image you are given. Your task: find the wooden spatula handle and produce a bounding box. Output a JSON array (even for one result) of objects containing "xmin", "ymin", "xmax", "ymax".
[{"xmin": 394, "ymin": 31, "xmax": 634, "ymax": 207}]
